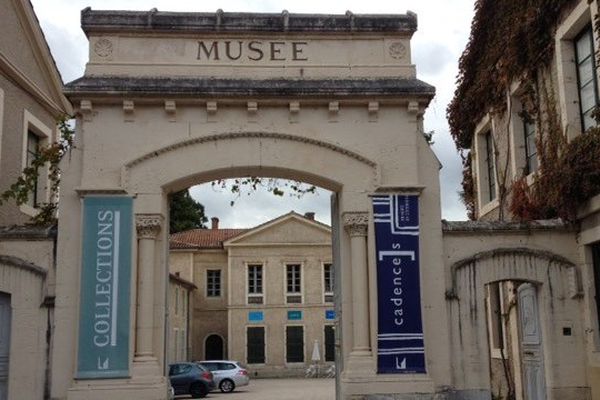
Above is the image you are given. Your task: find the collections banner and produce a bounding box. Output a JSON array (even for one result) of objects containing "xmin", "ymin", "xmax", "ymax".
[
  {"xmin": 77, "ymin": 197, "xmax": 133, "ymax": 379},
  {"xmin": 372, "ymin": 194, "xmax": 426, "ymax": 374}
]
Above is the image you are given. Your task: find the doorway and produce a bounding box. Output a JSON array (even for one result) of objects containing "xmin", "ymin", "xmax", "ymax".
[
  {"xmin": 0, "ymin": 293, "xmax": 10, "ymax": 400},
  {"xmin": 205, "ymin": 335, "xmax": 224, "ymax": 360}
]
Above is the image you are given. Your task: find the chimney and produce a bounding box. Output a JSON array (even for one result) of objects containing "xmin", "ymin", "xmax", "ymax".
[
  {"xmin": 211, "ymin": 217, "xmax": 219, "ymax": 230},
  {"xmin": 304, "ymin": 212, "xmax": 315, "ymax": 221}
]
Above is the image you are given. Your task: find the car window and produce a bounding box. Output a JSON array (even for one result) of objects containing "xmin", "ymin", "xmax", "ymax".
[
  {"xmin": 202, "ymin": 363, "xmax": 219, "ymax": 371},
  {"xmin": 170, "ymin": 364, "xmax": 186, "ymax": 376},
  {"xmin": 221, "ymin": 363, "xmax": 236, "ymax": 370}
]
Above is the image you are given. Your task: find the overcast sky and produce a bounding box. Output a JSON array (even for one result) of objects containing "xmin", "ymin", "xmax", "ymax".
[{"xmin": 31, "ymin": 0, "xmax": 475, "ymax": 228}]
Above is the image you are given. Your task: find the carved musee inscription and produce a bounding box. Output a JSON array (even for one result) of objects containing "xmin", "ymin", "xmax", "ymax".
[{"xmin": 197, "ymin": 40, "xmax": 309, "ymax": 61}]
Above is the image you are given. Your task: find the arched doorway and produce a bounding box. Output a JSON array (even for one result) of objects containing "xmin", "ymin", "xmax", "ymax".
[
  {"xmin": 447, "ymin": 247, "xmax": 585, "ymax": 399},
  {"xmin": 50, "ymin": 9, "xmax": 443, "ymax": 400},
  {"xmin": 204, "ymin": 334, "xmax": 224, "ymax": 360}
]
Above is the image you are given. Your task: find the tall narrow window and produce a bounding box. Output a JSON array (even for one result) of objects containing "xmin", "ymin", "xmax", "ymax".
[
  {"xmin": 323, "ymin": 263, "xmax": 334, "ymax": 303},
  {"xmin": 247, "ymin": 264, "xmax": 263, "ymax": 304},
  {"xmin": 575, "ymin": 27, "xmax": 599, "ymax": 132},
  {"xmin": 206, "ymin": 270, "xmax": 221, "ymax": 297},
  {"xmin": 247, "ymin": 327, "xmax": 265, "ymax": 364},
  {"xmin": 286, "ymin": 264, "xmax": 302, "ymax": 303},
  {"xmin": 26, "ymin": 130, "xmax": 40, "ymax": 208},
  {"xmin": 593, "ymin": 244, "xmax": 600, "ymax": 331},
  {"xmin": 485, "ymin": 131, "xmax": 496, "ymax": 202},
  {"xmin": 324, "ymin": 325, "xmax": 335, "ymax": 362},
  {"xmin": 523, "ymin": 113, "xmax": 538, "ymax": 174},
  {"xmin": 286, "ymin": 326, "xmax": 304, "ymax": 363}
]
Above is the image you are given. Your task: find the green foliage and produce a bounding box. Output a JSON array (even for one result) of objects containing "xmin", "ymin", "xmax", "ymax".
[
  {"xmin": 211, "ymin": 177, "xmax": 317, "ymax": 207},
  {"xmin": 169, "ymin": 190, "xmax": 208, "ymax": 233},
  {"xmin": 0, "ymin": 116, "xmax": 74, "ymax": 225}
]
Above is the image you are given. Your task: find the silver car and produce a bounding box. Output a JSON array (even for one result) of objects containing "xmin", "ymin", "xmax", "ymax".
[{"xmin": 197, "ymin": 360, "xmax": 249, "ymax": 393}]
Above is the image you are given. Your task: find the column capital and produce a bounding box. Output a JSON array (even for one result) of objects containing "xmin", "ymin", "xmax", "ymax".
[
  {"xmin": 343, "ymin": 212, "xmax": 368, "ymax": 237},
  {"xmin": 135, "ymin": 214, "xmax": 163, "ymax": 239}
]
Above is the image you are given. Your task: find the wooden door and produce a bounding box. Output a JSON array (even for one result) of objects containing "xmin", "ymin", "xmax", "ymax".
[
  {"xmin": 0, "ymin": 293, "xmax": 10, "ymax": 400},
  {"xmin": 518, "ymin": 283, "xmax": 546, "ymax": 400}
]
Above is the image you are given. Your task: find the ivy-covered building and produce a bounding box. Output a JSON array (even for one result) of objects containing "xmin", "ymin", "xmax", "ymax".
[{"xmin": 449, "ymin": 0, "xmax": 600, "ymax": 399}]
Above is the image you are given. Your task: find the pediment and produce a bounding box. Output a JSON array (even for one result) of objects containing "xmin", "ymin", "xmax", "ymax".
[{"xmin": 225, "ymin": 212, "xmax": 331, "ymax": 246}]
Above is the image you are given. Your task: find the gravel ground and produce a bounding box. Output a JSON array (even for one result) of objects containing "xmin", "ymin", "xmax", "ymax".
[{"xmin": 177, "ymin": 378, "xmax": 335, "ymax": 400}]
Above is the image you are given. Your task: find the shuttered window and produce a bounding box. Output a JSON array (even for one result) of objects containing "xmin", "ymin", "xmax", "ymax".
[
  {"xmin": 247, "ymin": 327, "xmax": 265, "ymax": 364},
  {"xmin": 593, "ymin": 244, "xmax": 600, "ymax": 331},
  {"xmin": 575, "ymin": 27, "xmax": 599, "ymax": 132},
  {"xmin": 286, "ymin": 326, "xmax": 304, "ymax": 363},
  {"xmin": 324, "ymin": 325, "xmax": 335, "ymax": 362}
]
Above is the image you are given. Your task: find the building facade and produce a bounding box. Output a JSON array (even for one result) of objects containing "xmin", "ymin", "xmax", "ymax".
[
  {"xmin": 167, "ymin": 273, "xmax": 195, "ymax": 364},
  {"xmin": 0, "ymin": 1, "xmax": 71, "ymax": 400},
  {"xmin": 169, "ymin": 212, "xmax": 335, "ymax": 377},
  {"xmin": 449, "ymin": 1, "xmax": 600, "ymax": 399}
]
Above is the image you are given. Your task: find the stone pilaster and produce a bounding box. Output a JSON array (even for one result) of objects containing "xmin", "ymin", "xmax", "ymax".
[
  {"xmin": 134, "ymin": 214, "xmax": 162, "ymax": 371},
  {"xmin": 343, "ymin": 212, "xmax": 372, "ymax": 357}
]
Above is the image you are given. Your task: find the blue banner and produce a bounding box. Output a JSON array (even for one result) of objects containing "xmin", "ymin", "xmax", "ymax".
[
  {"xmin": 287, "ymin": 310, "xmax": 302, "ymax": 320},
  {"xmin": 372, "ymin": 194, "xmax": 426, "ymax": 374},
  {"xmin": 248, "ymin": 311, "xmax": 264, "ymax": 322},
  {"xmin": 77, "ymin": 197, "xmax": 133, "ymax": 379}
]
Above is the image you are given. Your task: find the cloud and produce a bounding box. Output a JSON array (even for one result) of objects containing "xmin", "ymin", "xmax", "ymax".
[
  {"xmin": 190, "ymin": 181, "xmax": 332, "ymax": 228},
  {"xmin": 413, "ymin": 42, "xmax": 454, "ymax": 77}
]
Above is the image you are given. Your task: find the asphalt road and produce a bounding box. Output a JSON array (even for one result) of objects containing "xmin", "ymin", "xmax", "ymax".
[{"xmin": 177, "ymin": 378, "xmax": 335, "ymax": 400}]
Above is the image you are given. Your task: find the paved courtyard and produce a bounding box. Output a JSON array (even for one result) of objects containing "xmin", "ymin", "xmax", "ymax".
[{"xmin": 178, "ymin": 378, "xmax": 335, "ymax": 400}]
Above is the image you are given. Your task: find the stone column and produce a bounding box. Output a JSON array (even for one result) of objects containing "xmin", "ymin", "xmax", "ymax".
[
  {"xmin": 343, "ymin": 212, "xmax": 371, "ymax": 356},
  {"xmin": 134, "ymin": 214, "xmax": 162, "ymax": 362}
]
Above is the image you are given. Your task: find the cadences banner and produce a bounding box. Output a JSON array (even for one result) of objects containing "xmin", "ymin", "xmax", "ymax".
[
  {"xmin": 372, "ymin": 195, "xmax": 426, "ymax": 374},
  {"xmin": 77, "ymin": 197, "xmax": 133, "ymax": 379}
]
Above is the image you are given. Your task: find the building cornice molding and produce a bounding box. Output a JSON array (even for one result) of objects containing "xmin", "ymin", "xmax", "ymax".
[
  {"xmin": 0, "ymin": 51, "xmax": 67, "ymax": 116},
  {"xmin": 80, "ymin": 9, "xmax": 418, "ymax": 36},
  {"xmin": 8, "ymin": 0, "xmax": 72, "ymax": 114}
]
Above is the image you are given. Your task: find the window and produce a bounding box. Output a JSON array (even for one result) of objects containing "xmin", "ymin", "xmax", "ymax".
[
  {"xmin": 179, "ymin": 329, "xmax": 186, "ymax": 361},
  {"xmin": 247, "ymin": 264, "xmax": 263, "ymax": 304},
  {"xmin": 286, "ymin": 326, "xmax": 304, "ymax": 363},
  {"xmin": 174, "ymin": 328, "xmax": 179, "ymax": 361},
  {"xmin": 175, "ymin": 287, "xmax": 179, "ymax": 315},
  {"xmin": 26, "ymin": 130, "xmax": 40, "ymax": 208},
  {"xmin": 523, "ymin": 113, "xmax": 538, "ymax": 174},
  {"xmin": 207, "ymin": 270, "xmax": 221, "ymax": 297},
  {"xmin": 484, "ymin": 131, "xmax": 496, "ymax": 202},
  {"xmin": 247, "ymin": 327, "xmax": 265, "ymax": 364},
  {"xmin": 324, "ymin": 325, "xmax": 335, "ymax": 362},
  {"xmin": 575, "ymin": 27, "xmax": 599, "ymax": 132},
  {"xmin": 486, "ymin": 282, "xmax": 507, "ymax": 358},
  {"xmin": 323, "ymin": 263, "xmax": 334, "ymax": 303},
  {"xmin": 593, "ymin": 244, "xmax": 600, "ymax": 331},
  {"xmin": 286, "ymin": 264, "xmax": 302, "ymax": 303}
]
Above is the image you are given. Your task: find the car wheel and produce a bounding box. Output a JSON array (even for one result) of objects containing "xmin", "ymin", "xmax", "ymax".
[
  {"xmin": 219, "ymin": 379, "xmax": 235, "ymax": 393},
  {"xmin": 190, "ymin": 382, "xmax": 208, "ymax": 398}
]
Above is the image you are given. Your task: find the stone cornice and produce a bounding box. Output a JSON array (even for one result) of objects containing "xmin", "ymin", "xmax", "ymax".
[
  {"xmin": 0, "ymin": 51, "xmax": 68, "ymax": 116},
  {"xmin": 64, "ymin": 77, "xmax": 435, "ymax": 100},
  {"xmin": 81, "ymin": 9, "xmax": 418, "ymax": 36},
  {"xmin": 135, "ymin": 214, "xmax": 163, "ymax": 239},
  {"xmin": 0, "ymin": 255, "xmax": 47, "ymax": 277}
]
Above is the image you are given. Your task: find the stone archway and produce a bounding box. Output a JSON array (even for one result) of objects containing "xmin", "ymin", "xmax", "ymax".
[
  {"xmin": 447, "ymin": 248, "xmax": 586, "ymax": 399},
  {"xmin": 49, "ymin": 9, "xmax": 451, "ymax": 400}
]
